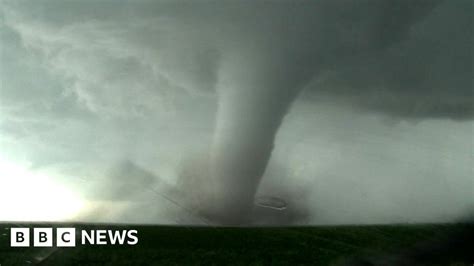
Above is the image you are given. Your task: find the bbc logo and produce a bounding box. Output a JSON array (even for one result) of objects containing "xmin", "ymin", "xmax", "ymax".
[{"xmin": 10, "ymin": 228, "xmax": 76, "ymax": 247}]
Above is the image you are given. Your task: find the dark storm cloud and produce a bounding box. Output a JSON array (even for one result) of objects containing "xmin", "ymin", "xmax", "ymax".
[
  {"xmin": 3, "ymin": 0, "xmax": 470, "ymax": 119},
  {"xmin": 306, "ymin": 0, "xmax": 473, "ymax": 120}
]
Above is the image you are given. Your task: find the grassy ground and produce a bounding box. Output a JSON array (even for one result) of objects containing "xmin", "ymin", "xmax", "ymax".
[{"xmin": 0, "ymin": 223, "xmax": 472, "ymax": 265}]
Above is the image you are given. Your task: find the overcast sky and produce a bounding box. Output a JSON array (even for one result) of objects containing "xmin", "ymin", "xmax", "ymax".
[{"xmin": 0, "ymin": 0, "xmax": 472, "ymax": 224}]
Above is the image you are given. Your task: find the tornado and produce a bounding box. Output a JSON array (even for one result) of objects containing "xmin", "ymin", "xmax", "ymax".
[{"xmin": 208, "ymin": 47, "xmax": 315, "ymax": 223}]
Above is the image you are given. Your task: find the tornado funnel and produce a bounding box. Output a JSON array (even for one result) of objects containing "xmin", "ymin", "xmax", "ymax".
[{"xmin": 208, "ymin": 50, "xmax": 313, "ymax": 224}]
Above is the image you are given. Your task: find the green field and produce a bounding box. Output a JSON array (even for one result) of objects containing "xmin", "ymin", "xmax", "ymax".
[{"xmin": 0, "ymin": 223, "xmax": 472, "ymax": 265}]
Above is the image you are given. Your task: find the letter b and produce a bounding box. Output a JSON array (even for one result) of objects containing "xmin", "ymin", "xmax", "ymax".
[
  {"xmin": 10, "ymin": 228, "xmax": 29, "ymax": 247},
  {"xmin": 34, "ymin": 228, "xmax": 53, "ymax": 247}
]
